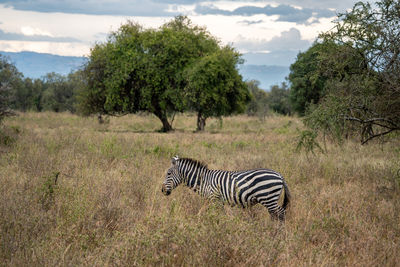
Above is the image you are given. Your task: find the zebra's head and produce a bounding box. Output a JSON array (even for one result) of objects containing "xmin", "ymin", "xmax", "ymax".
[{"xmin": 162, "ymin": 156, "xmax": 182, "ymax": 196}]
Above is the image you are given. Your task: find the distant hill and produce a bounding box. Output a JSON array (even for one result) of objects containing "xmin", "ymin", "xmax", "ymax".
[
  {"xmin": 0, "ymin": 51, "xmax": 289, "ymax": 90},
  {"xmin": 0, "ymin": 51, "xmax": 86, "ymax": 78}
]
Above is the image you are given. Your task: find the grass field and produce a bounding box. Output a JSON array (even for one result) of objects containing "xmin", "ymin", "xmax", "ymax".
[{"xmin": 1, "ymin": 112, "xmax": 399, "ymax": 266}]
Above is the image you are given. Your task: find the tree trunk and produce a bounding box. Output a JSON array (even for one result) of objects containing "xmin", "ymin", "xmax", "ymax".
[
  {"xmin": 97, "ymin": 114, "xmax": 104, "ymax": 124},
  {"xmin": 196, "ymin": 112, "xmax": 207, "ymax": 131},
  {"xmin": 154, "ymin": 109, "xmax": 172, "ymax": 132},
  {"xmin": 160, "ymin": 115, "xmax": 172, "ymax": 132}
]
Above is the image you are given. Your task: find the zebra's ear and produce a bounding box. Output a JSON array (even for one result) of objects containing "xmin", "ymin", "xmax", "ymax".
[{"xmin": 172, "ymin": 155, "xmax": 179, "ymax": 165}]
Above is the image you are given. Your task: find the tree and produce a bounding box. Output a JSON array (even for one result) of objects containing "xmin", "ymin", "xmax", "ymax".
[
  {"xmin": 304, "ymin": 0, "xmax": 400, "ymax": 144},
  {"xmin": 0, "ymin": 82, "xmax": 13, "ymax": 124},
  {"xmin": 184, "ymin": 47, "xmax": 251, "ymax": 131},
  {"xmin": 0, "ymin": 55, "xmax": 21, "ymax": 123},
  {"xmin": 79, "ymin": 16, "xmax": 220, "ymax": 132},
  {"xmin": 11, "ymin": 77, "xmax": 32, "ymax": 112},
  {"xmin": 9, "ymin": 71, "xmax": 80, "ymax": 113},
  {"xmin": 41, "ymin": 72, "xmax": 76, "ymax": 112},
  {"xmin": 77, "ymin": 42, "xmax": 110, "ymax": 117},
  {"xmin": 288, "ymin": 42, "xmax": 328, "ymax": 115},
  {"xmin": 246, "ymin": 80, "xmax": 269, "ymax": 119},
  {"xmin": 268, "ymin": 82, "xmax": 292, "ymax": 115},
  {"xmin": 66, "ymin": 70, "xmax": 86, "ymax": 113},
  {"xmin": 30, "ymin": 79, "xmax": 45, "ymax": 111}
]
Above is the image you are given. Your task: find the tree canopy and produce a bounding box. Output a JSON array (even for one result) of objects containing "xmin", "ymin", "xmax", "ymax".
[
  {"xmin": 246, "ymin": 80, "xmax": 268, "ymax": 118},
  {"xmin": 0, "ymin": 55, "xmax": 21, "ymax": 123},
  {"xmin": 184, "ymin": 47, "xmax": 250, "ymax": 131},
  {"xmin": 268, "ymin": 82, "xmax": 292, "ymax": 115},
  {"xmin": 288, "ymin": 42, "xmax": 328, "ymax": 115},
  {"xmin": 78, "ymin": 16, "xmax": 249, "ymax": 132},
  {"xmin": 301, "ymin": 0, "xmax": 400, "ymax": 144}
]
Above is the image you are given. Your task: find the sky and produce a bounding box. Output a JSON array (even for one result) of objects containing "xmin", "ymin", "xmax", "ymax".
[{"xmin": 0, "ymin": 0, "xmax": 360, "ymax": 66}]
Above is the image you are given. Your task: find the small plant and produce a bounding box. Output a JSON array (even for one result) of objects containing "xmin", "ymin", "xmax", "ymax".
[
  {"xmin": 38, "ymin": 171, "xmax": 60, "ymax": 210},
  {"xmin": 100, "ymin": 136, "xmax": 122, "ymax": 158},
  {"xmin": 0, "ymin": 130, "xmax": 15, "ymax": 146},
  {"xmin": 231, "ymin": 141, "xmax": 249, "ymax": 149},
  {"xmin": 395, "ymin": 168, "xmax": 400, "ymax": 190},
  {"xmin": 97, "ymin": 114, "xmax": 110, "ymax": 124},
  {"xmin": 0, "ymin": 125, "xmax": 20, "ymax": 146},
  {"xmin": 296, "ymin": 129, "xmax": 324, "ymax": 155},
  {"xmin": 146, "ymin": 144, "xmax": 179, "ymax": 157}
]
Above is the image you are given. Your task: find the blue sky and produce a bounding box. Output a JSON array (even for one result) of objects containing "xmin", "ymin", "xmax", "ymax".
[{"xmin": 0, "ymin": 0, "xmax": 359, "ymax": 66}]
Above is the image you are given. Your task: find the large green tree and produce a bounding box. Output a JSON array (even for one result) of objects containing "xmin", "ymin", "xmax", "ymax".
[
  {"xmin": 184, "ymin": 47, "xmax": 250, "ymax": 131},
  {"xmin": 79, "ymin": 16, "xmax": 222, "ymax": 132},
  {"xmin": 304, "ymin": 0, "xmax": 400, "ymax": 144}
]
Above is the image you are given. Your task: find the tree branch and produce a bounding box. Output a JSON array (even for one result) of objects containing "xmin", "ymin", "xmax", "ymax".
[{"xmin": 361, "ymin": 128, "xmax": 398, "ymax": 144}]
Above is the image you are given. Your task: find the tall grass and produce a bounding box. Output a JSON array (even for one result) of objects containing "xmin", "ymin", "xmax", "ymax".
[{"xmin": 0, "ymin": 112, "xmax": 399, "ymax": 266}]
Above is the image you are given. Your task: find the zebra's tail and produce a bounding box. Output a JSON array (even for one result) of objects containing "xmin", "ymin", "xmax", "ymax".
[{"xmin": 281, "ymin": 178, "xmax": 291, "ymax": 211}]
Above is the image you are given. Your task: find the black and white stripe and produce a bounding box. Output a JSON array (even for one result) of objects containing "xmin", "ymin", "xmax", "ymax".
[{"xmin": 161, "ymin": 156, "xmax": 291, "ymax": 221}]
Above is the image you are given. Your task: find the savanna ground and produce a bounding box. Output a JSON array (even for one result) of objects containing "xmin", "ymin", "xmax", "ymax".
[{"xmin": 0, "ymin": 112, "xmax": 399, "ymax": 266}]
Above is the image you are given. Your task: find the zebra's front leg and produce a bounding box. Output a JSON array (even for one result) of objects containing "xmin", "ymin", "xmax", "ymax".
[
  {"xmin": 209, "ymin": 191, "xmax": 223, "ymax": 203},
  {"xmin": 208, "ymin": 187, "xmax": 226, "ymax": 207}
]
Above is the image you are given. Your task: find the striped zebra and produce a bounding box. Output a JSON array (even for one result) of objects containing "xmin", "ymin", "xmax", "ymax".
[{"xmin": 161, "ymin": 156, "xmax": 291, "ymax": 221}]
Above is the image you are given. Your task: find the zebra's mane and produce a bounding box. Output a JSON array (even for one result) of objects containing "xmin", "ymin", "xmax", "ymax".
[{"xmin": 179, "ymin": 157, "xmax": 208, "ymax": 169}]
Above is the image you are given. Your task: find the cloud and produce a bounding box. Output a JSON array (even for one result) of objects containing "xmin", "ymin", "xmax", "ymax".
[
  {"xmin": 0, "ymin": 40, "xmax": 91, "ymax": 56},
  {"xmin": 93, "ymin": 32, "xmax": 109, "ymax": 40},
  {"xmin": 277, "ymin": 0, "xmax": 358, "ymax": 11},
  {"xmin": 234, "ymin": 28, "xmax": 311, "ymax": 65},
  {"xmin": 242, "ymin": 50, "xmax": 300, "ymax": 66},
  {"xmin": 0, "ymin": 28, "xmax": 81, "ymax": 42},
  {"xmin": 0, "ymin": 1, "xmax": 338, "ymax": 59},
  {"xmin": 234, "ymin": 28, "xmax": 311, "ymax": 53},
  {"xmin": 238, "ymin": 19, "xmax": 264, "ymax": 25},
  {"xmin": 0, "ymin": 0, "xmax": 177, "ymax": 16},
  {"xmin": 265, "ymin": 28, "xmax": 311, "ymax": 51},
  {"xmin": 153, "ymin": 0, "xmax": 205, "ymax": 3},
  {"xmin": 194, "ymin": 4, "xmax": 335, "ymax": 24},
  {"xmin": 156, "ymin": 0, "xmax": 359, "ymax": 12},
  {"xmin": 0, "ymin": 0, "xmax": 359, "ymax": 18},
  {"xmin": 21, "ymin": 26, "xmax": 52, "ymax": 36}
]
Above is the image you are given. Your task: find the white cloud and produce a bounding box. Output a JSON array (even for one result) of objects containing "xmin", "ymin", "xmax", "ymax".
[
  {"xmin": 199, "ymin": 1, "xmax": 267, "ymax": 12},
  {"xmin": 21, "ymin": 26, "xmax": 53, "ymax": 36},
  {"xmin": 191, "ymin": 14, "xmax": 286, "ymax": 45},
  {"xmin": 0, "ymin": 40, "xmax": 91, "ymax": 56},
  {"xmin": 0, "ymin": 0, "xmax": 176, "ymax": 16},
  {"xmin": 166, "ymin": 3, "xmax": 196, "ymax": 14},
  {"xmin": 233, "ymin": 27, "xmax": 316, "ymax": 65},
  {"xmin": 277, "ymin": 0, "xmax": 359, "ymax": 11}
]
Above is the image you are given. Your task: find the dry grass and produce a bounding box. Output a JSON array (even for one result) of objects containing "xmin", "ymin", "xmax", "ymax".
[{"xmin": 0, "ymin": 112, "xmax": 399, "ymax": 266}]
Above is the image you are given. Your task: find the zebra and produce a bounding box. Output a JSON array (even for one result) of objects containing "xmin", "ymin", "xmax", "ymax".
[{"xmin": 161, "ymin": 156, "xmax": 291, "ymax": 221}]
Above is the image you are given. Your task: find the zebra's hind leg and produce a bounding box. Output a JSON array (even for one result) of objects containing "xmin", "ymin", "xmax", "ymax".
[{"xmin": 259, "ymin": 199, "xmax": 286, "ymax": 221}]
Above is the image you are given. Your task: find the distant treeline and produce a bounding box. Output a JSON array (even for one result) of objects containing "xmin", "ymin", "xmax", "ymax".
[
  {"xmin": 0, "ymin": 54, "xmax": 291, "ymax": 118},
  {"xmin": 8, "ymin": 71, "xmax": 82, "ymax": 113}
]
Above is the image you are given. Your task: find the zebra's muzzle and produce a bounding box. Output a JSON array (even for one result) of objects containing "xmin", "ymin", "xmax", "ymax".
[{"xmin": 161, "ymin": 184, "xmax": 171, "ymax": 196}]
